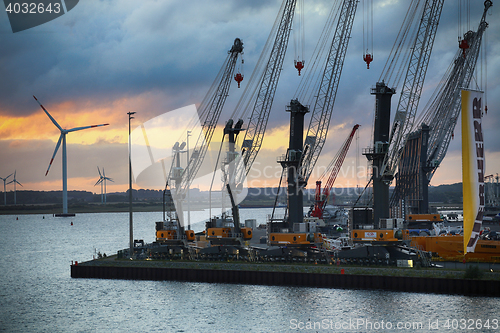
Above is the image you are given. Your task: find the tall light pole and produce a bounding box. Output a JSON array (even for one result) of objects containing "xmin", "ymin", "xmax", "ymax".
[
  {"xmin": 187, "ymin": 130, "xmax": 191, "ymax": 231},
  {"xmin": 128, "ymin": 111, "xmax": 136, "ymax": 258}
]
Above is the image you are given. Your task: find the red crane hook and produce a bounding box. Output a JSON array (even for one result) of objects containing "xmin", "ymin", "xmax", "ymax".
[
  {"xmin": 459, "ymin": 39, "xmax": 469, "ymax": 58},
  {"xmin": 294, "ymin": 60, "xmax": 304, "ymax": 76},
  {"xmin": 363, "ymin": 54, "xmax": 373, "ymax": 69},
  {"xmin": 234, "ymin": 72, "xmax": 243, "ymax": 88}
]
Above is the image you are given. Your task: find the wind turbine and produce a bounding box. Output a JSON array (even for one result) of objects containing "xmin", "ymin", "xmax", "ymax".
[
  {"xmin": 34, "ymin": 96, "xmax": 109, "ymax": 215},
  {"xmin": 0, "ymin": 173, "xmax": 13, "ymax": 205},
  {"xmin": 95, "ymin": 167, "xmax": 113, "ymax": 204},
  {"xmin": 95, "ymin": 167, "xmax": 104, "ymax": 203},
  {"xmin": 7, "ymin": 170, "xmax": 22, "ymax": 205}
]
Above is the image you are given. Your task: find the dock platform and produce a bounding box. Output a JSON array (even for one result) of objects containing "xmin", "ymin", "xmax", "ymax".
[{"xmin": 71, "ymin": 258, "xmax": 500, "ymax": 296}]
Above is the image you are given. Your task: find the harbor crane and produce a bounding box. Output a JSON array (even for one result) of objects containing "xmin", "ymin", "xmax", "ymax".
[
  {"xmin": 361, "ymin": 0, "xmax": 445, "ymax": 226},
  {"xmin": 391, "ymin": 0, "xmax": 492, "ymax": 216},
  {"xmin": 154, "ymin": 38, "xmax": 243, "ymax": 254},
  {"xmin": 200, "ymin": 0, "xmax": 299, "ymax": 257},
  {"xmin": 266, "ymin": 0, "xmax": 359, "ymax": 253}
]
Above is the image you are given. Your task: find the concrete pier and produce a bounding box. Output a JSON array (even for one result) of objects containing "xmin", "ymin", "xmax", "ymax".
[{"xmin": 71, "ymin": 261, "xmax": 500, "ymax": 296}]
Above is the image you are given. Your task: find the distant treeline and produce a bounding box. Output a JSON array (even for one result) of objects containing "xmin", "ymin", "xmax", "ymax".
[
  {"xmin": 0, "ymin": 189, "xmax": 164, "ymax": 205},
  {"xmin": 0, "ymin": 183, "xmax": 464, "ymax": 206}
]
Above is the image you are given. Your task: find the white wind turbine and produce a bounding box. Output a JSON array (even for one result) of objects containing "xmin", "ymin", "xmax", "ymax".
[
  {"xmin": 95, "ymin": 167, "xmax": 104, "ymax": 203},
  {"xmin": 34, "ymin": 96, "xmax": 109, "ymax": 215},
  {"xmin": 7, "ymin": 170, "xmax": 22, "ymax": 205},
  {"xmin": 95, "ymin": 167, "xmax": 113, "ymax": 204},
  {"xmin": 0, "ymin": 172, "xmax": 13, "ymax": 205}
]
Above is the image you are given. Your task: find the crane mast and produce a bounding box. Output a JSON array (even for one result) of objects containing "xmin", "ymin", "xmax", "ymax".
[
  {"xmin": 283, "ymin": 0, "xmax": 358, "ymax": 226},
  {"xmin": 199, "ymin": 0, "xmax": 298, "ymax": 255}
]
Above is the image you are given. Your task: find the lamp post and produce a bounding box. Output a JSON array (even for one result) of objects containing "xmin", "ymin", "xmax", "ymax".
[
  {"xmin": 128, "ymin": 111, "xmax": 136, "ymax": 258},
  {"xmin": 187, "ymin": 130, "xmax": 191, "ymax": 231}
]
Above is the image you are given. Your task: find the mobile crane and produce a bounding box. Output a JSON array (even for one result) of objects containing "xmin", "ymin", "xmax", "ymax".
[
  {"xmin": 310, "ymin": 124, "xmax": 360, "ymax": 221},
  {"xmin": 264, "ymin": 0, "xmax": 359, "ymax": 259},
  {"xmin": 339, "ymin": 0, "xmax": 446, "ymax": 266},
  {"xmin": 152, "ymin": 38, "xmax": 243, "ymax": 258},
  {"xmin": 200, "ymin": 0, "xmax": 298, "ymax": 258},
  {"xmin": 391, "ymin": 0, "xmax": 493, "ymax": 216}
]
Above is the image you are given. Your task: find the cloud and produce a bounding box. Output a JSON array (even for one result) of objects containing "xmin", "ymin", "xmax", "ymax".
[{"xmin": 0, "ymin": 0, "xmax": 499, "ymax": 193}]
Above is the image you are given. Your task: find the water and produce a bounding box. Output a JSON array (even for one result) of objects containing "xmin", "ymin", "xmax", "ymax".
[{"xmin": 1, "ymin": 210, "xmax": 499, "ymax": 332}]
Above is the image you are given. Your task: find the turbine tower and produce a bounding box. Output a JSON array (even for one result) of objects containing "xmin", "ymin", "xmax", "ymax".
[
  {"xmin": 95, "ymin": 167, "xmax": 113, "ymax": 204},
  {"xmin": 34, "ymin": 96, "xmax": 109, "ymax": 216},
  {"xmin": 7, "ymin": 170, "xmax": 22, "ymax": 205},
  {"xmin": 0, "ymin": 173, "xmax": 13, "ymax": 205}
]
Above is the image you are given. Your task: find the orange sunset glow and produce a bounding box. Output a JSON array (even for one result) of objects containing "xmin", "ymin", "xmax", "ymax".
[{"xmin": 1, "ymin": 0, "xmax": 499, "ymax": 198}]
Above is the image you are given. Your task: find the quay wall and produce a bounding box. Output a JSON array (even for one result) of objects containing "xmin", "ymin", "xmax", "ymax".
[{"xmin": 71, "ymin": 264, "xmax": 500, "ymax": 296}]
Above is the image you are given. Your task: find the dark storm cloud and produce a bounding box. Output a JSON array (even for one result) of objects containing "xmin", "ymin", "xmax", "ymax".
[
  {"xmin": 0, "ymin": 0, "xmax": 278, "ymax": 116},
  {"xmin": 1, "ymin": 0, "xmax": 498, "ymax": 155}
]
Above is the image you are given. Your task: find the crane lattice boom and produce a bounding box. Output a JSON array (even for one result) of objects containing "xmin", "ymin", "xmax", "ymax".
[
  {"xmin": 381, "ymin": 0, "xmax": 444, "ymax": 179},
  {"xmin": 423, "ymin": 0, "xmax": 491, "ymax": 180},
  {"xmin": 233, "ymin": 0, "xmax": 298, "ymax": 187},
  {"xmin": 300, "ymin": 0, "xmax": 359, "ymax": 184},
  {"xmin": 176, "ymin": 38, "xmax": 243, "ymax": 199}
]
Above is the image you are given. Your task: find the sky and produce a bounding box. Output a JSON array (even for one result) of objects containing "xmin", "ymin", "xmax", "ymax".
[{"xmin": 1, "ymin": 0, "xmax": 499, "ymax": 196}]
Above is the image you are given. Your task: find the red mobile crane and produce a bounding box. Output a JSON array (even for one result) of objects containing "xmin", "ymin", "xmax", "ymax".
[{"xmin": 311, "ymin": 124, "xmax": 360, "ymax": 219}]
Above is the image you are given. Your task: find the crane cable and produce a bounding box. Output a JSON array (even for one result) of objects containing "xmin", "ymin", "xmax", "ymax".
[
  {"xmin": 368, "ymin": 0, "xmax": 420, "ymax": 159},
  {"xmin": 229, "ymin": 0, "xmax": 288, "ymax": 122},
  {"xmin": 362, "ymin": 0, "xmax": 373, "ymax": 65},
  {"xmin": 379, "ymin": 0, "xmax": 420, "ymax": 87},
  {"xmin": 293, "ymin": 0, "xmax": 305, "ymax": 69},
  {"xmin": 293, "ymin": 0, "xmax": 342, "ymax": 104}
]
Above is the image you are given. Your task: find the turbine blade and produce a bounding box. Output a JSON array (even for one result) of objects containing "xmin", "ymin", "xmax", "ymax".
[
  {"xmin": 104, "ymin": 177, "xmax": 114, "ymax": 182},
  {"xmin": 95, "ymin": 178, "xmax": 103, "ymax": 186},
  {"xmin": 97, "ymin": 166, "xmax": 102, "ymax": 177},
  {"xmin": 34, "ymin": 96, "xmax": 63, "ymax": 131},
  {"xmin": 46, "ymin": 134, "xmax": 63, "ymax": 176},
  {"xmin": 67, "ymin": 123, "xmax": 109, "ymax": 133},
  {"xmin": 1, "ymin": 173, "xmax": 13, "ymax": 181},
  {"xmin": 16, "ymin": 181, "xmax": 23, "ymax": 187}
]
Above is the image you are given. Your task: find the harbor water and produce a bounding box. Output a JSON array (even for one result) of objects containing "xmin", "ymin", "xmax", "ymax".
[{"xmin": 1, "ymin": 210, "xmax": 499, "ymax": 332}]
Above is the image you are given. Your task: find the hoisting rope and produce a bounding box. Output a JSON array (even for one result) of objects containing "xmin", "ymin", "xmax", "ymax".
[
  {"xmin": 229, "ymin": 0, "xmax": 287, "ymax": 122},
  {"xmin": 362, "ymin": 0, "xmax": 373, "ymax": 68},
  {"xmin": 293, "ymin": 0, "xmax": 342, "ymax": 105},
  {"xmin": 379, "ymin": 0, "xmax": 421, "ymax": 88},
  {"xmin": 293, "ymin": 0, "xmax": 305, "ymax": 75}
]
